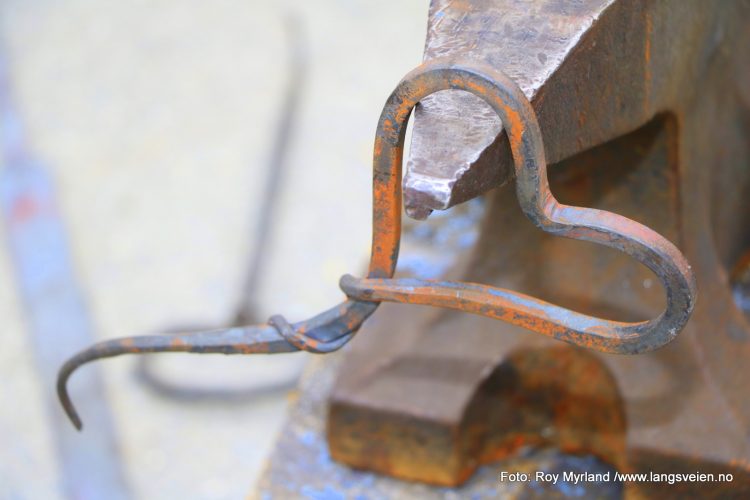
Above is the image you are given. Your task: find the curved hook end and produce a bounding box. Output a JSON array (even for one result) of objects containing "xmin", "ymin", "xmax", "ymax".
[
  {"xmin": 57, "ymin": 358, "xmax": 83, "ymax": 431},
  {"xmin": 53, "ymin": 324, "xmax": 302, "ymax": 431},
  {"xmin": 54, "ymin": 305, "xmax": 368, "ymax": 430}
]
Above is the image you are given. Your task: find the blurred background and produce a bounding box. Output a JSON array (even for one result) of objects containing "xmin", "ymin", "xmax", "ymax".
[{"xmin": 0, "ymin": 1, "xmax": 427, "ymax": 498}]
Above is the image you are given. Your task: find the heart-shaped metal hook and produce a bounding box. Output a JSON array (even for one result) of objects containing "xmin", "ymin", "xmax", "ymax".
[{"xmin": 343, "ymin": 58, "xmax": 697, "ymax": 354}]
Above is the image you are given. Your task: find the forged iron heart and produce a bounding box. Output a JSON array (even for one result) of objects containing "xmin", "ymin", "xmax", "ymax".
[{"xmin": 341, "ymin": 58, "xmax": 697, "ymax": 354}]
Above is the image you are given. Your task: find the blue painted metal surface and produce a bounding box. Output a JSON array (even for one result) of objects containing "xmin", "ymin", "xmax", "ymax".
[{"xmin": 0, "ymin": 55, "xmax": 129, "ymax": 499}]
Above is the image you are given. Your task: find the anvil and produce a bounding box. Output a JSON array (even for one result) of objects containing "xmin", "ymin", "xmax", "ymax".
[{"xmin": 326, "ymin": 0, "xmax": 750, "ymax": 491}]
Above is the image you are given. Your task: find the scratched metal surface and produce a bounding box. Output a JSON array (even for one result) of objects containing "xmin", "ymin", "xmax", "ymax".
[{"xmin": 405, "ymin": 0, "xmax": 614, "ymax": 217}]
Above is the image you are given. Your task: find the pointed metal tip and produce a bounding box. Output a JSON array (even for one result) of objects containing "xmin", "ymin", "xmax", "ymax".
[{"xmin": 57, "ymin": 360, "xmax": 84, "ymax": 431}]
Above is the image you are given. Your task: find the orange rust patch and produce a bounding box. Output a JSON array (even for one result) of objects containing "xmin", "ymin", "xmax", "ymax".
[
  {"xmin": 464, "ymin": 79, "xmax": 489, "ymax": 98},
  {"xmin": 502, "ymin": 106, "xmax": 525, "ymax": 157},
  {"xmin": 373, "ymin": 138, "xmax": 383, "ymax": 158},
  {"xmin": 170, "ymin": 337, "xmax": 187, "ymax": 348}
]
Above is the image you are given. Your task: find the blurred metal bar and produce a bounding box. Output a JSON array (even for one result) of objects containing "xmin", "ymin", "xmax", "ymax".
[
  {"xmin": 233, "ymin": 14, "xmax": 307, "ymax": 325},
  {"xmin": 0, "ymin": 54, "xmax": 130, "ymax": 499}
]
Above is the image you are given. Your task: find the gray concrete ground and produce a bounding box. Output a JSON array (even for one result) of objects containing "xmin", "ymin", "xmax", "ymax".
[{"xmin": 0, "ymin": 1, "xmax": 426, "ymax": 498}]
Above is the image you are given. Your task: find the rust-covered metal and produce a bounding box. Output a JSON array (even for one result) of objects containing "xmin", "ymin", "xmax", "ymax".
[
  {"xmin": 57, "ymin": 300, "xmax": 377, "ymax": 429},
  {"xmin": 355, "ymin": 60, "xmax": 695, "ymax": 355},
  {"xmin": 328, "ymin": 0, "xmax": 750, "ymax": 489},
  {"xmin": 57, "ymin": 59, "xmax": 694, "ymax": 437},
  {"xmin": 328, "ymin": 345, "xmax": 628, "ymax": 487}
]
